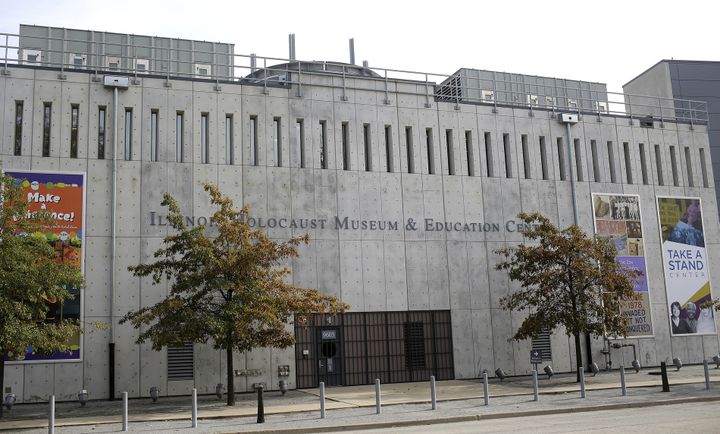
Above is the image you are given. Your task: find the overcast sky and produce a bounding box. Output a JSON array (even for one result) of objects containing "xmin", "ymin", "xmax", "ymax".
[{"xmin": 1, "ymin": 0, "xmax": 716, "ymax": 93}]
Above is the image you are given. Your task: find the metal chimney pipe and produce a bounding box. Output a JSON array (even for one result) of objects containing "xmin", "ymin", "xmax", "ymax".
[
  {"xmin": 289, "ymin": 34, "xmax": 296, "ymax": 61},
  {"xmin": 349, "ymin": 38, "xmax": 355, "ymax": 65},
  {"xmin": 362, "ymin": 60, "xmax": 369, "ymax": 68}
]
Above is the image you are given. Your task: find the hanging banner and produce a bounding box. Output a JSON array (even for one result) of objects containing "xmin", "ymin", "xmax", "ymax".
[
  {"xmin": 592, "ymin": 193, "xmax": 653, "ymax": 337},
  {"xmin": 657, "ymin": 197, "xmax": 716, "ymax": 336},
  {"xmin": 3, "ymin": 170, "xmax": 85, "ymax": 361}
]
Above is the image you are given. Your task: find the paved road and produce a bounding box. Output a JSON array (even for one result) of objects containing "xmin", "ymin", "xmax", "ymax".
[{"xmin": 342, "ymin": 401, "xmax": 719, "ymax": 433}]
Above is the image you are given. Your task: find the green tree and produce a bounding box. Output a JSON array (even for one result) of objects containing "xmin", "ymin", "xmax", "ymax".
[
  {"xmin": 121, "ymin": 184, "xmax": 348, "ymax": 406},
  {"xmin": 0, "ymin": 173, "xmax": 84, "ymax": 418},
  {"xmin": 495, "ymin": 212, "xmax": 637, "ymax": 381}
]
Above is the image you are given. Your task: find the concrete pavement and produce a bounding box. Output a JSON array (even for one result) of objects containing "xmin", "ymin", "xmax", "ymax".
[{"xmin": 2, "ymin": 364, "xmax": 719, "ymax": 432}]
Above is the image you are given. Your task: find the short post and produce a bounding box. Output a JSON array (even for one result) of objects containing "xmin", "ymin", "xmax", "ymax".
[
  {"xmin": 482, "ymin": 372, "xmax": 489, "ymax": 406},
  {"xmin": 704, "ymin": 360, "xmax": 711, "ymax": 390},
  {"xmin": 579, "ymin": 367, "xmax": 586, "ymax": 398},
  {"xmin": 620, "ymin": 366, "xmax": 627, "ymax": 396},
  {"xmin": 48, "ymin": 395, "xmax": 55, "ymax": 434},
  {"xmin": 532, "ymin": 370, "xmax": 539, "ymax": 402},
  {"xmin": 122, "ymin": 392, "xmax": 128, "ymax": 431},
  {"xmin": 191, "ymin": 388, "xmax": 198, "ymax": 428},
  {"xmin": 430, "ymin": 376, "xmax": 437, "ymax": 410},
  {"xmin": 257, "ymin": 384, "xmax": 265, "ymax": 423},
  {"xmin": 375, "ymin": 379, "xmax": 381, "ymax": 415},
  {"xmin": 319, "ymin": 382, "xmax": 326, "ymax": 419},
  {"xmin": 660, "ymin": 362, "xmax": 670, "ymax": 392}
]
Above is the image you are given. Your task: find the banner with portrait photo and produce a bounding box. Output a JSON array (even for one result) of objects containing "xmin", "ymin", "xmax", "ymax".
[
  {"xmin": 657, "ymin": 197, "xmax": 716, "ymax": 336},
  {"xmin": 3, "ymin": 170, "xmax": 85, "ymax": 361},
  {"xmin": 593, "ymin": 193, "xmax": 653, "ymax": 337}
]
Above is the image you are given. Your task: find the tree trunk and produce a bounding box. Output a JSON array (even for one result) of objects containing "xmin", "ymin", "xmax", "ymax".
[
  {"xmin": 226, "ymin": 346, "xmax": 235, "ymax": 406},
  {"xmin": 0, "ymin": 353, "xmax": 5, "ymax": 418},
  {"xmin": 574, "ymin": 332, "xmax": 583, "ymax": 383}
]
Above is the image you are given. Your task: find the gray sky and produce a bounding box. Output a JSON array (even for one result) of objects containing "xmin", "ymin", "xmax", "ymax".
[{"xmin": 1, "ymin": 0, "xmax": 717, "ymax": 93}]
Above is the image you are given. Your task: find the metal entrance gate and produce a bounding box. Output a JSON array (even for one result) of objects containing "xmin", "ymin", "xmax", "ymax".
[{"xmin": 295, "ymin": 310, "xmax": 454, "ymax": 388}]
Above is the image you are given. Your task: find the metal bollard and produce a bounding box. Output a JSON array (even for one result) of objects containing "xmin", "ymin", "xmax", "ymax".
[
  {"xmin": 191, "ymin": 388, "xmax": 198, "ymax": 428},
  {"xmin": 660, "ymin": 362, "xmax": 670, "ymax": 392},
  {"xmin": 319, "ymin": 382, "xmax": 326, "ymax": 419},
  {"xmin": 704, "ymin": 360, "xmax": 711, "ymax": 390},
  {"xmin": 257, "ymin": 385, "xmax": 265, "ymax": 423},
  {"xmin": 375, "ymin": 379, "xmax": 381, "ymax": 415},
  {"xmin": 579, "ymin": 368, "xmax": 586, "ymax": 398},
  {"xmin": 48, "ymin": 395, "xmax": 55, "ymax": 434},
  {"xmin": 483, "ymin": 372, "xmax": 489, "ymax": 406},
  {"xmin": 122, "ymin": 392, "xmax": 128, "ymax": 431},
  {"xmin": 620, "ymin": 366, "xmax": 627, "ymax": 396},
  {"xmin": 532, "ymin": 370, "xmax": 539, "ymax": 402},
  {"xmin": 430, "ymin": 376, "xmax": 437, "ymax": 410}
]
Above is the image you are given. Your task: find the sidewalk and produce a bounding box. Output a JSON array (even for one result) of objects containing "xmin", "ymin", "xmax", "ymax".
[{"xmin": 2, "ymin": 364, "xmax": 719, "ymax": 433}]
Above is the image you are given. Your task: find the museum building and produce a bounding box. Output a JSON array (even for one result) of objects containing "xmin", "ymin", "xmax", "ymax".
[{"xmin": 1, "ymin": 24, "xmax": 719, "ymax": 403}]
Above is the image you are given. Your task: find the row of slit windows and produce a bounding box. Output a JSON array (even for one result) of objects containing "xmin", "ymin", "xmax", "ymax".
[{"xmin": 10, "ymin": 102, "xmax": 711, "ymax": 188}]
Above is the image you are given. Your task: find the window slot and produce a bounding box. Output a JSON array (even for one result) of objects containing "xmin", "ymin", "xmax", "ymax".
[
  {"xmin": 226, "ymin": 115, "xmax": 234, "ymax": 165},
  {"xmin": 70, "ymin": 105, "xmax": 79, "ymax": 158},
  {"xmin": 590, "ymin": 140, "xmax": 600, "ymax": 182},
  {"xmin": 406, "ymin": 126, "xmax": 414, "ymax": 173},
  {"xmin": 296, "ymin": 118, "xmax": 305, "ymax": 168},
  {"xmin": 98, "ymin": 107, "xmax": 106, "ymax": 160},
  {"xmin": 176, "ymin": 112, "xmax": 184, "ymax": 163},
  {"xmin": 150, "ymin": 109, "xmax": 159, "ymax": 162},
  {"xmin": 607, "ymin": 141, "xmax": 617, "ymax": 183},
  {"xmin": 201, "ymin": 113, "xmax": 209, "ymax": 164},
  {"xmin": 14, "ymin": 101, "xmax": 23, "ymax": 156},
  {"xmin": 557, "ymin": 137, "xmax": 566, "ymax": 181},
  {"xmin": 700, "ymin": 148, "xmax": 709, "ymax": 188},
  {"xmin": 539, "ymin": 136, "xmax": 548, "ymax": 180},
  {"xmin": 274, "ymin": 117, "xmax": 282, "ymax": 167},
  {"xmin": 465, "ymin": 131, "xmax": 475, "ymax": 177},
  {"xmin": 319, "ymin": 120, "xmax": 327, "ymax": 169},
  {"xmin": 639, "ymin": 143, "xmax": 648, "ymax": 184},
  {"xmin": 623, "ymin": 142, "xmax": 632, "ymax": 184},
  {"xmin": 385, "ymin": 125, "xmax": 393, "ymax": 173},
  {"xmin": 573, "ymin": 138, "xmax": 583, "ymax": 182},
  {"xmin": 484, "ymin": 132, "xmax": 493, "ymax": 177},
  {"xmin": 684, "ymin": 146, "xmax": 694, "ymax": 187},
  {"xmin": 426, "ymin": 128, "xmax": 435, "ymax": 174},
  {"xmin": 42, "ymin": 102, "xmax": 52, "ymax": 157},
  {"xmin": 364, "ymin": 123, "xmax": 372, "ymax": 172},
  {"xmin": 521, "ymin": 134, "xmax": 530, "ymax": 179},
  {"xmin": 124, "ymin": 108, "xmax": 132, "ymax": 161},
  {"xmin": 654, "ymin": 145, "xmax": 664, "ymax": 186},
  {"xmin": 503, "ymin": 133, "xmax": 512, "ymax": 178},
  {"xmin": 250, "ymin": 115, "xmax": 258, "ymax": 166},
  {"xmin": 446, "ymin": 129, "xmax": 455, "ymax": 175},
  {"xmin": 342, "ymin": 121, "xmax": 350, "ymax": 170},
  {"xmin": 670, "ymin": 145, "xmax": 679, "ymax": 186}
]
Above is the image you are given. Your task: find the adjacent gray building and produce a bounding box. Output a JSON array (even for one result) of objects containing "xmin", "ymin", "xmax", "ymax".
[{"xmin": 1, "ymin": 25, "xmax": 719, "ymax": 404}]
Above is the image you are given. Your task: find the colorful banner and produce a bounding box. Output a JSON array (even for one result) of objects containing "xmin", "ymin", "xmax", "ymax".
[
  {"xmin": 657, "ymin": 197, "xmax": 716, "ymax": 336},
  {"xmin": 4, "ymin": 170, "xmax": 85, "ymax": 361},
  {"xmin": 593, "ymin": 194, "xmax": 653, "ymax": 337}
]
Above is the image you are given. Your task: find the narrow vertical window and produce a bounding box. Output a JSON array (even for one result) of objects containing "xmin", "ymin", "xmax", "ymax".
[
  {"xmin": 503, "ymin": 133, "xmax": 512, "ymax": 178},
  {"xmin": 274, "ymin": 117, "xmax": 282, "ymax": 167},
  {"xmin": 573, "ymin": 138, "xmax": 583, "ymax": 181},
  {"xmin": 175, "ymin": 112, "xmax": 184, "ymax": 163},
  {"xmin": 539, "ymin": 136, "xmax": 548, "ymax": 180},
  {"xmin": 70, "ymin": 104, "xmax": 79, "ymax": 158},
  {"xmin": 684, "ymin": 146, "xmax": 694, "ymax": 187},
  {"xmin": 557, "ymin": 137, "xmax": 566, "ymax": 181},
  {"xmin": 385, "ymin": 125, "xmax": 393, "ymax": 173},
  {"xmin": 250, "ymin": 115, "xmax": 258, "ymax": 166},
  {"xmin": 150, "ymin": 109, "xmax": 159, "ymax": 162},
  {"xmin": 465, "ymin": 131, "xmax": 475, "ymax": 177},
  {"xmin": 590, "ymin": 140, "xmax": 600, "ymax": 182},
  {"xmin": 98, "ymin": 107, "xmax": 106, "ymax": 160},
  {"xmin": 226, "ymin": 115, "xmax": 234, "ymax": 165},
  {"xmin": 654, "ymin": 145, "xmax": 664, "ymax": 186},
  {"xmin": 406, "ymin": 126, "xmax": 414, "ymax": 174},
  {"xmin": 426, "ymin": 128, "xmax": 434, "ymax": 174},
  {"xmin": 124, "ymin": 108, "xmax": 132, "ymax": 161},
  {"xmin": 14, "ymin": 101, "xmax": 23, "ymax": 156},
  {"xmin": 699, "ymin": 148, "xmax": 709, "ymax": 188},
  {"xmin": 446, "ymin": 129, "xmax": 455, "ymax": 175},
  {"xmin": 607, "ymin": 141, "xmax": 617, "ymax": 183},
  {"xmin": 319, "ymin": 120, "xmax": 327, "ymax": 169},
  {"xmin": 296, "ymin": 118, "xmax": 304, "ymax": 168},
  {"xmin": 670, "ymin": 145, "xmax": 679, "ymax": 186},
  {"xmin": 623, "ymin": 142, "xmax": 632, "ymax": 184},
  {"xmin": 639, "ymin": 143, "xmax": 648, "ymax": 185},
  {"xmin": 484, "ymin": 132, "xmax": 494, "ymax": 177},
  {"xmin": 342, "ymin": 121, "xmax": 350, "ymax": 170},
  {"xmin": 42, "ymin": 102, "xmax": 52, "ymax": 157},
  {"xmin": 200, "ymin": 113, "xmax": 209, "ymax": 164},
  {"xmin": 363, "ymin": 123, "xmax": 372, "ymax": 172},
  {"xmin": 521, "ymin": 134, "xmax": 530, "ymax": 179}
]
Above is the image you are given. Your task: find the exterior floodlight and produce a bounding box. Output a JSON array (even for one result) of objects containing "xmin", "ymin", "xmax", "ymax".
[
  {"xmin": 150, "ymin": 386, "xmax": 160, "ymax": 403},
  {"xmin": 631, "ymin": 360, "xmax": 641, "ymax": 373},
  {"xmin": 3, "ymin": 393, "xmax": 16, "ymax": 410},
  {"xmin": 544, "ymin": 365, "xmax": 554, "ymax": 379},
  {"xmin": 495, "ymin": 368, "xmax": 506, "ymax": 380},
  {"xmin": 78, "ymin": 390, "xmax": 89, "ymax": 407},
  {"xmin": 215, "ymin": 383, "xmax": 224, "ymax": 400},
  {"xmin": 589, "ymin": 362, "xmax": 600, "ymax": 376},
  {"xmin": 673, "ymin": 357, "xmax": 682, "ymax": 371},
  {"xmin": 279, "ymin": 380, "xmax": 288, "ymax": 395},
  {"xmin": 713, "ymin": 355, "xmax": 720, "ymax": 369}
]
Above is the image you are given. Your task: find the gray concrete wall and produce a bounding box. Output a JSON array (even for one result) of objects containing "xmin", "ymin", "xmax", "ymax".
[{"xmin": 1, "ymin": 65, "xmax": 719, "ymax": 403}]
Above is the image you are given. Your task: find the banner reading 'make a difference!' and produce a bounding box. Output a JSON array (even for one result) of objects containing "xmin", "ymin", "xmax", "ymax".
[{"xmin": 658, "ymin": 197, "xmax": 716, "ymax": 336}]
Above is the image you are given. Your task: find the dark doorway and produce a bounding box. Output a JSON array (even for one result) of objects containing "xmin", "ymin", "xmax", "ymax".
[{"xmin": 316, "ymin": 327, "xmax": 343, "ymax": 386}]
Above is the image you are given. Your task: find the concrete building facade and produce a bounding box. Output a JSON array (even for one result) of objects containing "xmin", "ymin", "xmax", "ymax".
[{"xmin": 1, "ymin": 26, "xmax": 719, "ymax": 403}]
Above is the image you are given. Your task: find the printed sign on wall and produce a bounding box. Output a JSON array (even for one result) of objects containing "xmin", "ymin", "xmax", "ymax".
[
  {"xmin": 4, "ymin": 170, "xmax": 85, "ymax": 361},
  {"xmin": 593, "ymin": 194, "xmax": 653, "ymax": 337},
  {"xmin": 657, "ymin": 197, "xmax": 716, "ymax": 336}
]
